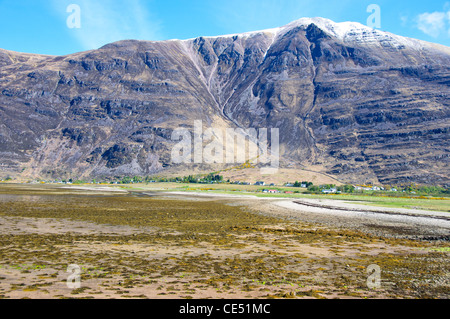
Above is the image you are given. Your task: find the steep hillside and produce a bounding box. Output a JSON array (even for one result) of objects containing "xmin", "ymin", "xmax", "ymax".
[{"xmin": 0, "ymin": 18, "xmax": 449, "ymax": 185}]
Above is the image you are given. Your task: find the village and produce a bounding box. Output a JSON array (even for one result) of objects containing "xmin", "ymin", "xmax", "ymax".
[{"xmin": 1, "ymin": 174, "xmax": 447, "ymax": 197}]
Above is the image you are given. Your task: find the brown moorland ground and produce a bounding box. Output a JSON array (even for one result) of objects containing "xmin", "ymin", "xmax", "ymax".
[{"xmin": 0, "ymin": 184, "xmax": 448, "ymax": 299}]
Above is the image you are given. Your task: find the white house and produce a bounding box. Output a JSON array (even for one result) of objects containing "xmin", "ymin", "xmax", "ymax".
[{"xmin": 322, "ymin": 188, "xmax": 337, "ymax": 194}]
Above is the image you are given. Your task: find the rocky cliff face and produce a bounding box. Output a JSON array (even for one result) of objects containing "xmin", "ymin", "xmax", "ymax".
[{"xmin": 0, "ymin": 18, "xmax": 449, "ymax": 185}]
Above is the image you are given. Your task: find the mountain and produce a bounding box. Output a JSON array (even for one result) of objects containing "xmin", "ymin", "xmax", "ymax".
[{"xmin": 0, "ymin": 17, "xmax": 449, "ymax": 185}]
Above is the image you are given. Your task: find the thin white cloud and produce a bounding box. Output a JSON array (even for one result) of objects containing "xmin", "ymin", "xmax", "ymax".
[
  {"xmin": 417, "ymin": 11, "xmax": 446, "ymax": 38},
  {"xmin": 415, "ymin": 3, "xmax": 450, "ymax": 39},
  {"xmin": 52, "ymin": 0, "xmax": 163, "ymax": 51}
]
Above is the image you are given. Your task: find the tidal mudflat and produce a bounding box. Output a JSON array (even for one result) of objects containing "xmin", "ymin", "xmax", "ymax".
[{"xmin": 0, "ymin": 184, "xmax": 448, "ymax": 299}]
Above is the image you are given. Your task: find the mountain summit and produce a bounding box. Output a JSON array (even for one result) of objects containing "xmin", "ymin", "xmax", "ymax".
[{"xmin": 0, "ymin": 18, "xmax": 449, "ymax": 185}]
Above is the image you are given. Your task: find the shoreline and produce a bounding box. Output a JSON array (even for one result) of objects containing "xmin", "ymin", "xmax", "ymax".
[
  {"xmin": 2, "ymin": 184, "xmax": 449, "ymax": 240},
  {"xmin": 156, "ymin": 190, "xmax": 450, "ymax": 240}
]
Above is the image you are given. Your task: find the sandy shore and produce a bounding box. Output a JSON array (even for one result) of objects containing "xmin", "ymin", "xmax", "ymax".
[
  {"xmin": 55, "ymin": 186, "xmax": 449, "ymax": 240},
  {"xmin": 273, "ymin": 199, "xmax": 450, "ymax": 238},
  {"xmin": 160, "ymin": 191, "xmax": 450, "ymax": 240},
  {"xmin": 60, "ymin": 186, "xmax": 128, "ymax": 193}
]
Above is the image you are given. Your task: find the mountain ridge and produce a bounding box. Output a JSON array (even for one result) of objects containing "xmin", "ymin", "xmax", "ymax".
[{"xmin": 0, "ymin": 18, "xmax": 449, "ymax": 185}]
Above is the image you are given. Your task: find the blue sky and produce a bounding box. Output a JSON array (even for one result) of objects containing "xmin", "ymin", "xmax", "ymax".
[{"xmin": 1, "ymin": 0, "xmax": 449, "ymax": 56}]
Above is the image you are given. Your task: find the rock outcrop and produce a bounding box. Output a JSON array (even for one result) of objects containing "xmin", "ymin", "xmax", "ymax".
[{"xmin": 0, "ymin": 18, "xmax": 449, "ymax": 185}]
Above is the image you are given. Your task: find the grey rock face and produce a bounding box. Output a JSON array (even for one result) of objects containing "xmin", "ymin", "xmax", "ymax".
[{"xmin": 0, "ymin": 18, "xmax": 449, "ymax": 185}]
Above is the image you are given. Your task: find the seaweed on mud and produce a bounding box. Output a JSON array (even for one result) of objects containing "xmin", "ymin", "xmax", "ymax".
[{"xmin": 0, "ymin": 185, "xmax": 448, "ymax": 299}]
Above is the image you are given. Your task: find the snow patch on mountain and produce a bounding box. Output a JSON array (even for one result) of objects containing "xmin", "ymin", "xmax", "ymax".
[
  {"xmin": 284, "ymin": 17, "xmax": 450, "ymax": 54},
  {"xmin": 171, "ymin": 17, "xmax": 450, "ymax": 55}
]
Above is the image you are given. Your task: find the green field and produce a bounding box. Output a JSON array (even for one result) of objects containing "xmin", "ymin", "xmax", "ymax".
[
  {"xmin": 1, "ymin": 181, "xmax": 449, "ymax": 213},
  {"xmin": 119, "ymin": 182, "xmax": 450, "ymax": 213}
]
